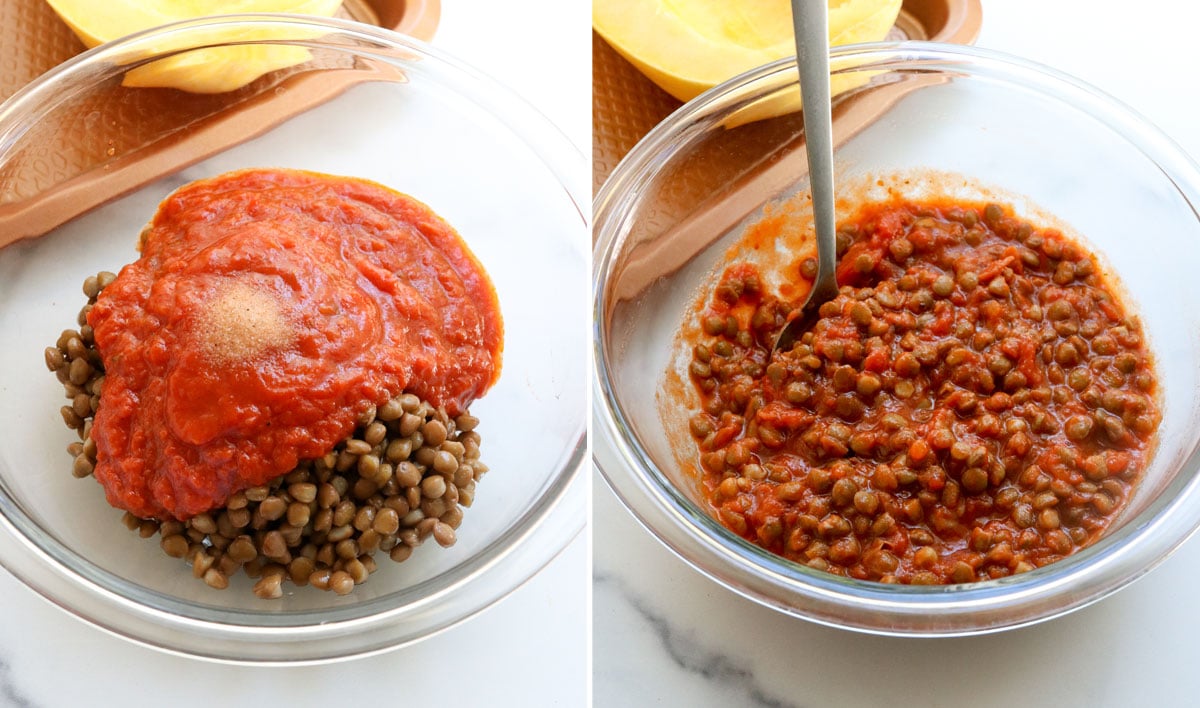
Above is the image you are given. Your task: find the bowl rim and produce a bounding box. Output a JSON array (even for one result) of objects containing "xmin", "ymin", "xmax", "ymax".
[
  {"xmin": 592, "ymin": 40, "xmax": 1200, "ymax": 636},
  {"xmin": 0, "ymin": 13, "xmax": 588, "ymax": 663}
]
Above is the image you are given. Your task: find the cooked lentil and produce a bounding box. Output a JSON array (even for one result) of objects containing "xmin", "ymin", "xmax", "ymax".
[
  {"xmin": 687, "ymin": 199, "xmax": 1160, "ymax": 584},
  {"xmin": 48, "ymin": 274, "xmax": 489, "ymax": 597}
]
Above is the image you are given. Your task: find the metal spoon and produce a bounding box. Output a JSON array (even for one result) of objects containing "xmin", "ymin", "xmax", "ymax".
[{"xmin": 774, "ymin": 0, "xmax": 840, "ymax": 353}]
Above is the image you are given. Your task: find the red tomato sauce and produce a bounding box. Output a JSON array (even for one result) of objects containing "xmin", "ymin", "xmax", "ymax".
[{"xmin": 87, "ymin": 169, "xmax": 502, "ymax": 521}]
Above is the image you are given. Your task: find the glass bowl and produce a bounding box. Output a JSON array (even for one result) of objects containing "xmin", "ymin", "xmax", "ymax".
[
  {"xmin": 0, "ymin": 15, "xmax": 587, "ymax": 662},
  {"xmin": 593, "ymin": 42, "xmax": 1200, "ymax": 636}
]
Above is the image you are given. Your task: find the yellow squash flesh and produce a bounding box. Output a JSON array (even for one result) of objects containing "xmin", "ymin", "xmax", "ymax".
[
  {"xmin": 593, "ymin": 0, "xmax": 903, "ymax": 103},
  {"xmin": 45, "ymin": 0, "xmax": 344, "ymax": 93}
]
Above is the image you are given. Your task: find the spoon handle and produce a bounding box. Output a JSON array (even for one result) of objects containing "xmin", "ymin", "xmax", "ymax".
[{"xmin": 791, "ymin": 0, "xmax": 838, "ymax": 297}]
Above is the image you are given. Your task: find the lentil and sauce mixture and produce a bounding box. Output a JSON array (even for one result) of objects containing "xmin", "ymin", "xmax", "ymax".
[
  {"xmin": 687, "ymin": 199, "xmax": 1160, "ymax": 585},
  {"xmin": 46, "ymin": 169, "xmax": 502, "ymax": 596}
]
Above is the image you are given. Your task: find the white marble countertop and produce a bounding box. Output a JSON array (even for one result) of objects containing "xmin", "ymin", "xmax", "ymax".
[
  {"xmin": 0, "ymin": 1, "xmax": 589, "ymax": 706},
  {"xmin": 594, "ymin": 1, "xmax": 1200, "ymax": 706}
]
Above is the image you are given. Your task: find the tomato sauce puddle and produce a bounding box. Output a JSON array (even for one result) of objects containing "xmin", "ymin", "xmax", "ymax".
[
  {"xmin": 686, "ymin": 198, "xmax": 1159, "ymax": 584},
  {"xmin": 87, "ymin": 169, "xmax": 502, "ymax": 521}
]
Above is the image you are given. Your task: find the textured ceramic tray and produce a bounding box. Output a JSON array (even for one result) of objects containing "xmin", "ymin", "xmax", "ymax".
[{"xmin": 0, "ymin": 0, "xmax": 440, "ymax": 245}]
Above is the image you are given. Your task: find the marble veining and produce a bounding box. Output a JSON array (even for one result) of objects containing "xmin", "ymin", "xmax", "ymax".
[
  {"xmin": 595, "ymin": 570, "xmax": 799, "ymax": 708},
  {"xmin": 0, "ymin": 656, "xmax": 37, "ymax": 708}
]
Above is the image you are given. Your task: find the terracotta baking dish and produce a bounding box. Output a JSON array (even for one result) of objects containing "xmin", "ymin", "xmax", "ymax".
[
  {"xmin": 0, "ymin": 0, "xmax": 440, "ymax": 245},
  {"xmin": 593, "ymin": 0, "xmax": 983, "ymax": 193}
]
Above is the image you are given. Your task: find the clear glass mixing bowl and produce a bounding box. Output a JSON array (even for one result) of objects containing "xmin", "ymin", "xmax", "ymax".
[
  {"xmin": 594, "ymin": 42, "xmax": 1200, "ymax": 636},
  {"xmin": 0, "ymin": 15, "xmax": 587, "ymax": 662}
]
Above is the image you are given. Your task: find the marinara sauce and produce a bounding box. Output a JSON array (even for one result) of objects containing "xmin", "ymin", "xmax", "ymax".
[
  {"xmin": 88, "ymin": 169, "xmax": 502, "ymax": 521},
  {"xmin": 687, "ymin": 199, "xmax": 1159, "ymax": 584}
]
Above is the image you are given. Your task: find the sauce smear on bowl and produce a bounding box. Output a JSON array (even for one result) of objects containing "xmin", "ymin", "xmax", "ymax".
[{"xmin": 88, "ymin": 169, "xmax": 502, "ymax": 521}]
